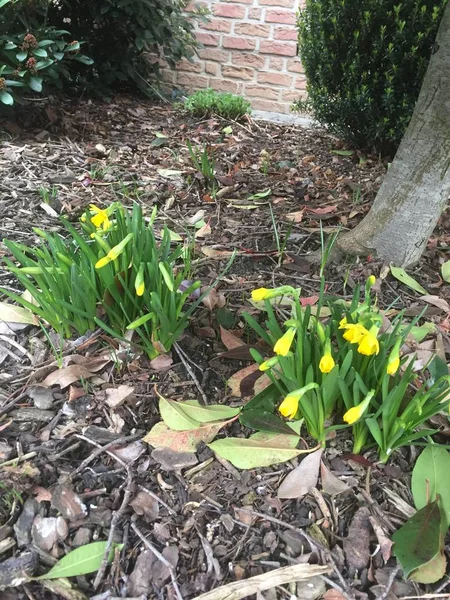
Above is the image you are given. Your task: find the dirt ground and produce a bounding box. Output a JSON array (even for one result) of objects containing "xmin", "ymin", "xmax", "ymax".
[{"xmin": 0, "ymin": 96, "xmax": 449, "ymax": 600}]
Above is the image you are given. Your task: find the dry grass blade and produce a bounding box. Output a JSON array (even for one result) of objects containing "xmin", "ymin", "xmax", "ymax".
[{"xmin": 192, "ymin": 564, "xmax": 330, "ymax": 600}]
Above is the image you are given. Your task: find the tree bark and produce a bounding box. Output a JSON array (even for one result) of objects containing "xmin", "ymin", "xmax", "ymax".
[{"xmin": 338, "ymin": 1, "xmax": 450, "ymax": 268}]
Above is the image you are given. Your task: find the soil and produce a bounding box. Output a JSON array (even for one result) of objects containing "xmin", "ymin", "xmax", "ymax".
[{"xmin": 0, "ymin": 96, "xmax": 449, "ymax": 600}]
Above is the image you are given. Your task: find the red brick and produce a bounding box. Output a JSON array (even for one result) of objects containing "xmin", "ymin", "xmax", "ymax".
[
  {"xmin": 250, "ymin": 99, "xmax": 288, "ymax": 113},
  {"xmin": 285, "ymin": 57, "xmax": 304, "ymax": 73},
  {"xmin": 269, "ymin": 57, "xmax": 285, "ymax": 70},
  {"xmin": 203, "ymin": 19, "xmax": 232, "ymax": 33},
  {"xmin": 223, "ymin": 36, "xmax": 256, "ymax": 50},
  {"xmin": 258, "ymin": 71, "xmax": 293, "ymax": 86},
  {"xmin": 214, "ymin": 3, "xmax": 246, "ymax": 18},
  {"xmin": 232, "ymin": 51, "xmax": 266, "ymax": 69},
  {"xmin": 197, "ymin": 48, "xmax": 230, "ymax": 63},
  {"xmin": 260, "ymin": 40, "xmax": 297, "ymax": 56},
  {"xmin": 245, "ymin": 85, "xmax": 280, "ymax": 100},
  {"xmin": 205, "ymin": 62, "xmax": 218, "ymax": 76},
  {"xmin": 234, "ymin": 23, "xmax": 270, "ymax": 37},
  {"xmin": 295, "ymin": 75, "xmax": 308, "ymax": 90},
  {"xmin": 265, "ymin": 9, "xmax": 297, "ymax": 24},
  {"xmin": 222, "ymin": 65, "xmax": 255, "ymax": 80},
  {"xmin": 282, "ymin": 89, "xmax": 302, "ymax": 102},
  {"xmin": 196, "ymin": 32, "xmax": 220, "ymax": 46},
  {"xmin": 222, "ymin": 0, "xmax": 252, "ymax": 4},
  {"xmin": 176, "ymin": 73, "xmax": 210, "ymax": 89},
  {"xmin": 185, "ymin": 1, "xmax": 207, "ymax": 9},
  {"xmin": 247, "ymin": 7, "xmax": 262, "ymax": 19},
  {"xmin": 258, "ymin": 0, "xmax": 296, "ymax": 5},
  {"xmin": 274, "ymin": 26, "xmax": 298, "ymax": 41},
  {"xmin": 209, "ymin": 78, "xmax": 244, "ymax": 94},
  {"xmin": 177, "ymin": 58, "xmax": 202, "ymax": 73}
]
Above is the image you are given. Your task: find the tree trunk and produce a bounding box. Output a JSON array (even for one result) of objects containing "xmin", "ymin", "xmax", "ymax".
[{"xmin": 338, "ymin": 1, "xmax": 450, "ymax": 268}]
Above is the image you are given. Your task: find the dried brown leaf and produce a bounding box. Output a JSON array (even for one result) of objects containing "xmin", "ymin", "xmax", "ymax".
[
  {"xmin": 42, "ymin": 365, "xmax": 95, "ymax": 389},
  {"xmin": 278, "ymin": 448, "xmax": 323, "ymax": 499}
]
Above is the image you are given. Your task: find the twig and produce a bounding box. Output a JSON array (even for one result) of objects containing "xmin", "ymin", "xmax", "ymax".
[
  {"xmin": 93, "ymin": 465, "xmax": 133, "ymax": 590},
  {"xmin": 0, "ymin": 391, "xmax": 28, "ymax": 418},
  {"xmin": 70, "ymin": 433, "xmax": 141, "ymax": 477},
  {"xmin": 131, "ymin": 522, "xmax": 184, "ymax": 600},
  {"xmin": 321, "ymin": 576, "xmax": 354, "ymax": 600},
  {"xmin": 374, "ymin": 567, "xmax": 400, "ymax": 600},
  {"xmin": 174, "ymin": 342, "xmax": 208, "ymax": 404},
  {"xmin": 0, "ymin": 451, "xmax": 37, "ymax": 468},
  {"xmin": 138, "ymin": 484, "xmax": 177, "ymax": 516},
  {"xmin": 0, "ymin": 334, "xmax": 33, "ymax": 362}
]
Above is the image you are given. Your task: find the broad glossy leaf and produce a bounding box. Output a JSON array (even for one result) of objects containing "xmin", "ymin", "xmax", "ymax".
[
  {"xmin": 239, "ymin": 409, "xmax": 296, "ymax": 435},
  {"xmin": 410, "ymin": 551, "xmax": 447, "ymax": 584},
  {"xmin": 392, "ymin": 501, "xmax": 442, "ymax": 578},
  {"xmin": 390, "ymin": 265, "xmax": 427, "ymax": 295},
  {"xmin": 158, "ymin": 393, "xmax": 202, "ymax": 431},
  {"xmin": 37, "ymin": 541, "xmax": 121, "ymax": 580},
  {"xmin": 177, "ymin": 399, "xmax": 240, "ymax": 423},
  {"xmin": 143, "ymin": 420, "xmax": 231, "ymax": 452},
  {"xmin": 412, "ymin": 446, "xmax": 450, "ymax": 529},
  {"xmin": 0, "ymin": 301, "xmax": 38, "ymax": 325}
]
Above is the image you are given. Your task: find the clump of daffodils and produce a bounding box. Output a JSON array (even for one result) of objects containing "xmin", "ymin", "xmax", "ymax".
[{"xmin": 245, "ymin": 275, "xmax": 448, "ymax": 462}]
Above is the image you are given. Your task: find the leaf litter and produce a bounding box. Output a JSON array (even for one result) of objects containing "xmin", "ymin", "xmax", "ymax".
[{"xmin": 0, "ymin": 97, "xmax": 449, "ymax": 599}]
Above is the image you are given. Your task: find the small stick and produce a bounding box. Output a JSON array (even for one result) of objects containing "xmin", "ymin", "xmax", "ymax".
[
  {"xmin": 93, "ymin": 465, "xmax": 133, "ymax": 590},
  {"xmin": 131, "ymin": 523, "xmax": 184, "ymax": 600},
  {"xmin": 70, "ymin": 433, "xmax": 141, "ymax": 476},
  {"xmin": 174, "ymin": 342, "xmax": 208, "ymax": 404},
  {"xmin": 374, "ymin": 567, "xmax": 400, "ymax": 600}
]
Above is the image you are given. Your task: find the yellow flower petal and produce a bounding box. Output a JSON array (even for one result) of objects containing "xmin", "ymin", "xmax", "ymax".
[
  {"xmin": 319, "ymin": 353, "xmax": 335, "ymax": 374},
  {"xmin": 343, "ymin": 391, "xmax": 375, "ymax": 424},
  {"xmin": 259, "ymin": 356, "xmax": 279, "ymax": 371},
  {"xmin": 274, "ymin": 328, "xmax": 296, "ymax": 356},
  {"xmin": 387, "ymin": 355, "xmax": 400, "ymax": 375},
  {"xmin": 357, "ymin": 333, "xmax": 379, "ymax": 356},
  {"xmin": 95, "ymin": 255, "xmax": 111, "ymax": 269},
  {"xmin": 279, "ymin": 395, "xmax": 299, "ymax": 419},
  {"xmin": 136, "ymin": 281, "xmax": 145, "ymax": 296},
  {"xmin": 339, "ymin": 316, "xmax": 348, "ymax": 329},
  {"xmin": 343, "ymin": 323, "xmax": 368, "ymax": 344},
  {"xmin": 252, "ymin": 288, "xmax": 269, "ymax": 301}
]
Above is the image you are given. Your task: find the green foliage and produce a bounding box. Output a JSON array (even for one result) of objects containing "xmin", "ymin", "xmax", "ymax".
[
  {"xmin": 0, "ymin": 0, "xmax": 92, "ymax": 105},
  {"xmin": 244, "ymin": 277, "xmax": 449, "ymax": 461},
  {"xmin": 297, "ymin": 0, "xmax": 447, "ymax": 153},
  {"xmin": 187, "ymin": 140, "xmax": 217, "ymax": 195},
  {"xmin": 47, "ymin": 0, "xmax": 200, "ymax": 95},
  {"xmin": 184, "ymin": 88, "xmax": 252, "ymax": 120},
  {"xmin": 37, "ymin": 541, "xmax": 121, "ymax": 580},
  {"xmin": 1, "ymin": 203, "xmax": 202, "ymax": 359}
]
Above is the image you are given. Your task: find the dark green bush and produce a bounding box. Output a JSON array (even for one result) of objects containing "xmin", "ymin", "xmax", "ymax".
[
  {"xmin": 0, "ymin": 0, "xmax": 92, "ymax": 106},
  {"xmin": 297, "ymin": 0, "xmax": 447, "ymax": 153},
  {"xmin": 48, "ymin": 0, "xmax": 201, "ymax": 95}
]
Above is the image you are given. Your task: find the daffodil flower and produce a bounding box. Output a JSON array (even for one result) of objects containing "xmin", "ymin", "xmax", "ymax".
[
  {"xmin": 83, "ymin": 204, "xmax": 111, "ymax": 231},
  {"xmin": 274, "ymin": 327, "xmax": 296, "ymax": 356},
  {"xmin": 279, "ymin": 383, "xmax": 319, "ymax": 419},
  {"xmin": 339, "ymin": 316, "xmax": 348, "ymax": 329},
  {"xmin": 259, "ymin": 356, "xmax": 280, "ymax": 371},
  {"xmin": 135, "ymin": 263, "xmax": 145, "ymax": 297},
  {"xmin": 357, "ymin": 325, "xmax": 380, "ymax": 356},
  {"xmin": 386, "ymin": 338, "xmax": 402, "ymax": 375},
  {"xmin": 343, "ymin": 390, "xmax": 375, "ymax": 424},
  {"xmin": 95, "ymin": 233, "xmax": 133, "ymax": 269},
  {"xmin": 251, "ymin": 285, "xmax": 294, "ymax": 302},
  {"xmin": 342, "ymin": 323, "xmax": 368, "ymax": 344},
  {"xmin": 319, "ymin": 339, "xmax": 335, "ymax": 373}
]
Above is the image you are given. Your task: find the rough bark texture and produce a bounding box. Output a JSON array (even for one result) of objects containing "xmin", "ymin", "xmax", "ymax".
[{"xmin": 338, "ymin": 2, "xmax": 450, "ymax": 267}]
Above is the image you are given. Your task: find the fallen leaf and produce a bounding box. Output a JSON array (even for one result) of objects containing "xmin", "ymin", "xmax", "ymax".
[
  {"xmin": 390, "ymin": 265, "xmax": 427, "ymax": 295},
  {"xmin": 277, "ymin": 448, "xmax": 323, "ymax": 499},
  {"xmin": 419, "ymin": 294, "xmax": 450, "ymax": 312},
  {"xmin": 109, "ymin": 441, "xmax": 145, "ymax": 464},
  {"xmin": 220, "ymin": 326, "xmax": 245, "ymax": 350},
  {"xmin": 157, "ymin": 168, "xmax": 183, "ymax": 177},
  {"xmin": 227, "ymin": 364, "xmax": 271, "ymax": 398},
  {"xmin": 300, "ymin": 295, "xmax": 319, "ymax": 306},
  {"xmin": 306, "ymin": 205, "xmax": 338, "ymax": 215},
  {"xmin": 285, "ymin": 210, "xmax": 304, "ymax": 223},
  {"xmin": 151, "ymin": 447, "xmax": 198, "ymax": 471},
  {"xmin": 149, "ymin": 354, "xmax": 173, "ymax": 371},
  {"xmin": 0, "ymin": 302, "xmax": 38, "ymax": 325},
  {"xmin": 143, "ymin": 419, "xmax": 232, "ymax": 452},
  {"xmin": 369, "ymin": 517, "xmax": 393, "ymax": 562},
  {"xmin": 42, "ymin": 365, "xmax": 95, "ymax": 389},
  {"xmin": 201, "ymin": 247, "xmax": 234, "ymax": 259},
  {"xmin": 323, "ymin": 590, "xmax": 347, "ymax": 600},
  {"xmin": 320, "ymin": 462, "xmax": 350, "ymax": 495},
  {"xmin": 441, "ymin": 260, "xmax": 450, "ymax": 283},
  {"xmin": 195, "ymin": 222, "xmax": 212, "ymax": 238},
  {"xmin": 129, "ymin": 491, "xmax": 159, "ymax": 522},
  {"xmin": 104, "ymin": 385, "xmax": 135, "ymax": 408},
  {"xmin": 202, "ymin": 287, "xmax": 226, "ymax": 310},
  {"xmin": 343, "ymin": 507, "xmax": 371, "ymax": 576}
]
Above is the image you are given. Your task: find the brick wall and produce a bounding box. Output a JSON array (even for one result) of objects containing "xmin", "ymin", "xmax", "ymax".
[{"xmin": 161, "ymin": 0, "xmax": 307, "ymax": 114}]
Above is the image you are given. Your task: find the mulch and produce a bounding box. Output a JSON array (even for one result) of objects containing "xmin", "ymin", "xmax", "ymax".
[{"xmin": 0, "ymin": 95, "xmax": 449, "ymax": 600}]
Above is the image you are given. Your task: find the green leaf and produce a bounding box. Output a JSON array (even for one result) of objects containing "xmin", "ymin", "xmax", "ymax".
[
  {"xmin": 37, "ymin": 542, "xmax": 121, "ymax": 580},
  {"xmin": 73, "ymin": 54, "xmax": 94, "ymax": 65},
  {"xmin": 216, "ymin": 307, "xmax": 235, "ymax": 328},
  {"xmin": 0, "ymin": 90, "xmax": 13, "ymax": 105},
  {"xmin": 392, "ymin": 501, "xmax": 442, "ymax": 578},
  {"xmin": 207, "ymin": 435, "xmax": 309, "ymax": 469},
  {"xmin": 33, "ymin": 48, "xmax": 48, "ymax": 58},
  {"xmin": 239, "ymin": 410, "xmax": 297, "ymax": 435},
  {"xmin": 331, "ymin": 149, "xmax": 354, "ymax": 156},
  {"xmin": 158, "ymin": 393, "xmax": 202, "ymax": 430},
  {"xmin": 242, "ymin": 383, "xmax": 280, "ymax": 413},
  {"xmin": 35, "ymin": 59, "xmax": 54, "ymax": 70},
  {"xmin": 15, "ymin": 51, "xmax": 27, "ymax": 62},
  {"xmin": 247, "ymin": 188, "xmax": 272, "ymax": 200},
  {"xmin": 177, "ymin": 399, "xmax": 240, "ymax": 423},
  {"xmin": 442, "ymin": 260, "xmax": 450, "ymax": 283},
  {"xmin": 143, "ymin": 419, "xmax": 231, "ymax": 452},
  {"xmin": 28, "ymin": 77, "xmax": 43, "ymax": 92},
  {"xmin": 409, "ymin": 551, "xmax": 447, "ymax": 584},
  {"xmin": 412, "ymin": 446, "xmax": 450, "ymax": 529},
  {"xmin": 390, "ymin": 265, "xmax": 427, "ymax": 295},
  {"xmin": 0, "ymin": 301, "xmax": 38, "ymax": 325},
  {"xmin": 0, "ymin": 0, "xmax": 12, "ymax": 9},
  {"xmin": 4, "ymin": 41, "xmax": 16, "ymax": 50}
]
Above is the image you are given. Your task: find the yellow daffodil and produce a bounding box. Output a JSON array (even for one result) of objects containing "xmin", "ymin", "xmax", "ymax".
[
  {"xmin": 279, "ymin": 383, "xmax": 319, "ymax": 420},
  {"xmin": 357, "ymin": 325, "xmax": 380, "ymax": 356},
  {"xmin": 135, "ymin": 263, "xmax": 145, "ymax": 297},
  {"xmin": 367, "ymin": 275, "xmax": 376, "ymax": 288},
  {"xmin": 339, "ymin": 316, "xmax": 348, "ymax": 329},
  {"xmin": 95, "ymin": 233, "xmax": 133, "ymax": 269},
  {"xmin": 259, "ymin": 356, "xmax": 280, "ymax": 371},
  {"xmin": 319, "ymin": 340, "xmax": 335, "ymax": 374},
  {"xmin": 251, "ymin": 285, "xmax": 294, "ymax": 302},
  {"xmin": 274, "ymin": 327, "xmax": 296, "ymax": 356},
  {"xmin": 83, "ymin": 204, "xmax": 111, "ymax": 231},
  {"xmin": 386, "ymin": 339, "xmax": 402, "ymax": 375},
  {"xmin": 343, "ymin": 390, "xmax": 375, "ymax": 424},
  {"xmin": 342, "ymin": 323, "xmax": 368, "ymax": 344}
]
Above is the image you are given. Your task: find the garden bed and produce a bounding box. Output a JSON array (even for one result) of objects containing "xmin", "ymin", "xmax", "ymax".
[{"xmin": 0, "ymin": 96, "xmax": 449, "ymax": 600}]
